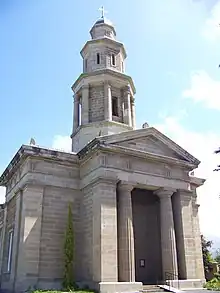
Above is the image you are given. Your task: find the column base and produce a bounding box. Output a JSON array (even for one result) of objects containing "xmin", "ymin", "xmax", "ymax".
[
  {"xmin": 165, "ymin": 279, "xmax": 206, "ymax": 290},
  {"xmin": 98, "ymin": 282, "xmax": 143, "ymax": 293}
]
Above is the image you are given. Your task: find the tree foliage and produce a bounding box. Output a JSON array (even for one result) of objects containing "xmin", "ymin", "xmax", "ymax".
[
  {"xmin": 63, "ymin": 204, "xmax": 75, "ymax": 290},
  {"xmin": 215, "ymin": 249, "xmax": 220, "ymax": 264},
  {"xmin": 201, "ymin": 235, "xmax": 214, "ymax": 279}
]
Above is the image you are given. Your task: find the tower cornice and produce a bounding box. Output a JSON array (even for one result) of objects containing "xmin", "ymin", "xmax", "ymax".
[
  {"xmin": 71, "ymin": 69, "xmax": 136, "ymax": 95},
  {"xmin": 80, "ymin": 37, "xmax": 127, "ymax": 59}
]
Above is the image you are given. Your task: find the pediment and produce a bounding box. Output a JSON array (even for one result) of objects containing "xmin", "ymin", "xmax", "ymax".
[{"xmin": 99, "ymin": 127, "xmax": 200, "ymax": 165}]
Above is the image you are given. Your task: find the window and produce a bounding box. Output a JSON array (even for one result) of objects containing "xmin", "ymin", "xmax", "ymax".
[
  {"xmin": 7, "ymin": 230, "xmax": 13, "ymax": 273},
  {"xmin": 112, "ymin": 96, "xmax": 119, "ymax": 116},
  {"xmin": 97, "ymin": 53, "xmax": 100, "ymax": 64},
  {"xmin": 111, "ymin": 54, "xmax": 116, "ymax": 66}
]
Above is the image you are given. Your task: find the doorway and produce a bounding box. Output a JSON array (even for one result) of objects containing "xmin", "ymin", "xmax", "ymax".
[{"xmin": 132, "ymin": 188, "xmax": 162, "ymax": 284}]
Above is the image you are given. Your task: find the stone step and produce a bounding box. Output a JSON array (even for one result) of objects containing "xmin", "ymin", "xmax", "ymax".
[{"xmin": 141, "ymin": 285, "xmax": 166, "ymax": 293}]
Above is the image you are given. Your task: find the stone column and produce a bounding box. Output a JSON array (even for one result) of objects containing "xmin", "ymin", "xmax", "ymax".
[
  {"xmin": 104, "ymin": 82, "xmax": 112, "ymax": 121},
  {"xmin": 155, "ymin": 188, "xmax": 178, "ymax": 279},
  {"xmin": 123, "ymin": 86, "xmax": 132, "ymax": 127},
  {"xmin": 131, "ymin": 97, "xmax": 136, "ymax": 129},
  {"xmin": 81, "ymin": 85, "xmax": 89, "ymax": 125},
  {"xmin": 118, "ymin": 182, "xmax": 135, "ymax": 282},
  {"xmin": 73, "ymin": 93, "xmax": 79, "ymax": 132}
]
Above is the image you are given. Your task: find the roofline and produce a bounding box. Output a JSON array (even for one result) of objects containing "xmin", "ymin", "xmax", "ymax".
[
  {"xmin": 98, "ymin": 127, "xmax": 200, "ymax": 166},
  {"xmin": 78, "ymin": 137, "xmax": 198, "ymax": 170},
  {"xmin": 71, "ymin": 69, "xmax": 136, "ymax": 94},
  {"xmin": 0, "ymin": 145, "xmax": 78, "ymax": 186},
  {"xmin": 189, "ymin": 176, "xmax": 206, "ymax": 187}
]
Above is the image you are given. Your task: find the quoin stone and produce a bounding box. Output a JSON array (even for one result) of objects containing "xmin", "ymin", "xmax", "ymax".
[{"xmin": 0, "ymin": 11, "xmax": 206, "ymax": 293}]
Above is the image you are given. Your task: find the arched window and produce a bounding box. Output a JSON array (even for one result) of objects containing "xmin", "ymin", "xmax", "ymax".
[{"xmin": 97, "ymin": 53, "xmax": 100, "ymax": 64}]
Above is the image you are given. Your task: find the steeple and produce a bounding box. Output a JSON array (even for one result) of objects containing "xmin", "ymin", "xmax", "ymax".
[{"xmin": 71, "ymin": 10, "xmax": 136, "ymax": 153}]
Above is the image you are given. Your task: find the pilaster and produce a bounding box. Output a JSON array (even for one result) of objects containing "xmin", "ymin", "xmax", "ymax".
[
  {"xmin": 0, "ymin": 203, "xmax": 7, "ymax": 280},
  {"xmin": 191, "ymin": 194, "xmax": 205, "ymax": 280},
  {"xmin": 15, "ymin": 185, "xmax": 44, "ymax": 291},
  {"xmin": 91, "ymin": 180, "xmax": 118, "ymax": 283},
  {"xmin": 172, "ymin": 189, "xmax": 197, "ymax": 279},
  {"xmin": 10, "ymin": 191, "xmax": 22, "ymax": 290},
  {"xmin": 117, "ymin": 181, "xmax": 135, "ymax": 282},
  {"xmin": 154, "ymin": 188, "xmax": 178, "ymax": 279}
]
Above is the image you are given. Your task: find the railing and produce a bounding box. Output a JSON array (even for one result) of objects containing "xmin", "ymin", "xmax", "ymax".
[{"xmin": 164, "ymin": 271, "xmax": 179, "ymax": 291}]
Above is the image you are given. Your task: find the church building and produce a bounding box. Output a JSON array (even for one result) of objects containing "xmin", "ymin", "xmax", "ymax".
[{"xmin": 0, "ymin": 11, "xmax": 206, "ymax": 293}]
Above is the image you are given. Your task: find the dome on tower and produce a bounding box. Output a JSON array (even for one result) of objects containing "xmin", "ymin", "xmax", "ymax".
[
  {"xmin": 94, "ymin": 16, "xmax": 113, "ymax": 27},
  {"xmin": 90, "ymin": 7, "xmax": 116, "ymax": 40}
]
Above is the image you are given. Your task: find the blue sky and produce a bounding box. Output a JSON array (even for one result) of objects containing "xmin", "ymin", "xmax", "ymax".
[{"xmin": 1, "ymin": 0, "xmax": 220, "ymax": 239}]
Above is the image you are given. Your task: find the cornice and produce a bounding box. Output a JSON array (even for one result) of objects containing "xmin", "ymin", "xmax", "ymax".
[
  {"xmin": 77, "ymin": 138, "xmax": 197, "ymax": 170},
  {"xmin": 0, "ymin": 145, "xmax": 79, "ymax": 186},
  {"xmin": 71, "ymin": 69, "xmax": 136, "ymax": 95},
  {"xmin": 99, "ymin": 144, "xmax": 197, "ymax": 169},
  {"xmin": 80, "ymin": 37, "xmax": 127, "ymax": 59},
  {"xmin": 99, "ymin": 127, "xmax": 200, "ymax": 166}
]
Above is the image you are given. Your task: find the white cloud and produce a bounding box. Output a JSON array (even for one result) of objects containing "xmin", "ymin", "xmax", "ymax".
[
  {"xmin": 52, "ymin": 135, "xmax": 71, "ymax": 152},
  {"xmin": 202, "ymin": 1, "xmax": 220, "ymax": 41},
  {"xmin": 155, "ymin": 116, "xmax": 220, "ymax": 237},
  {"xmin": 183, "ymin": 70, "xmax": 220, "ymax": 109}
]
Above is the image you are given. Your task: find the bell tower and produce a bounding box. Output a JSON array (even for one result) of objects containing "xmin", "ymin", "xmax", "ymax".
[{"xmin": 71, "ymin": 9, "xmax": 136, "ymax": 153}]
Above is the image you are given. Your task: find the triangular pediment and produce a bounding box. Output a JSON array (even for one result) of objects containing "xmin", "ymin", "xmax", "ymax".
[{"xmin": 99, "ymin": 127, "xmax": 200, "ymax": 165}]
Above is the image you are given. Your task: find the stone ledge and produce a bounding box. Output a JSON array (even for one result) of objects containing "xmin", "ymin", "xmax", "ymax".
[
  {"xmin": 98, "ymin": 282, "xmax": 143, "ymax": 293},
  {"xmin": 167, "ymin": 279, "xmax": 206, "ymax": 290}
]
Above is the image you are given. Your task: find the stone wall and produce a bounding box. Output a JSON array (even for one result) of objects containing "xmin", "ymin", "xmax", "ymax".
[
  {"xmin": 89, "ymin": 85, "xmax": 104, "ymax": 122},
  {"xmin": 38, "ymin": 186, "xmax": 81, "ymax": 289},
  {"xmin": 83, "ymin": 42, "xmax": 123, "ymax": 74},
  {"xmin": 79, "ymin": 186, "xmax": 93, "ymax": 284}
]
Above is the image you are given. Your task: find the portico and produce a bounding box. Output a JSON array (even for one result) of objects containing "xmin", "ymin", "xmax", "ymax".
[{"xmin": 116, "ymin": 181, "xmax": 188, "ymax": 285}]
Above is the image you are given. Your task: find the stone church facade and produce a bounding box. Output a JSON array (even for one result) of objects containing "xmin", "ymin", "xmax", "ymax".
[{"xmin": 0, "ymin": 14, "xmax": 205, "ymax": 293}]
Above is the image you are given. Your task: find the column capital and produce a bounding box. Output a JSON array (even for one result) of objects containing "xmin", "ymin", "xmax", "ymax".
[
  {"xmin": 131, "ymin": 96, "xmax": 135, "ymax": 104},
  {"xmin": 154, "ymin": 187, "xmax": 176, "ymax": 198},
  {"xmin": 117, "ymin": 181, "xmax": 134, "ymax": 193},
  {"xmin": 123, "ymin": 85, "xmax": 131, "ymax": 95},
  {"xmin": 104, "ymin": 81, "xmax": 111, "ymax": 87},
  {"xmin": 81, "ymin": 84, "xmax": 89, "ymax": 90},
  {"xmin": 178, "ymin": 189, "xmax": 193, "ymax": 203},
  {"xmin": 73, "ymin": 93, "xmax": 80, "ymax": 103}
]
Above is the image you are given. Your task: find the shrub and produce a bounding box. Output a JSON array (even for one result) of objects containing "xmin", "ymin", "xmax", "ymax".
[{"xmin": 63, "ymin": 204, "xmax": 75, "ymax": 290}]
